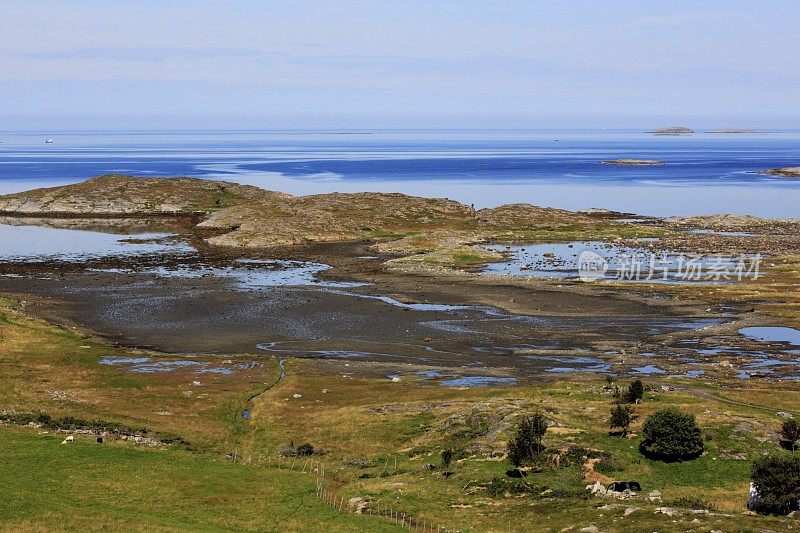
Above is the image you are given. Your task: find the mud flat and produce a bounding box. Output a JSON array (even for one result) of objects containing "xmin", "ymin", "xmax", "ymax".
[{"xmin": 2, "ymin": 174, "xmax": 799, "ymax": 382}]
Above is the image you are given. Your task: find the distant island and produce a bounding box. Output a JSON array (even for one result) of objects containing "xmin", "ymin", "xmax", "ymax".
[
  {"xmin": 649, "ymin": 127, "xmax": 694, "ymax": 136},
  {"xmin": 706, "ymin": 128, "xmax": 759, "ymax": 134},
  {"xmin": 758, "ymin": 167, "xmax": 800, "ymax": 178},
  {"xmin": 600, "ymin": 159, "xmax": 666, "ymax": 166}
]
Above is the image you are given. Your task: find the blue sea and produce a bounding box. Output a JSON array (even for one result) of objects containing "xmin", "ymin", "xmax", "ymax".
[{"xmin": 1, "ymin": 129, "xmax": 799, "ymax": 217}]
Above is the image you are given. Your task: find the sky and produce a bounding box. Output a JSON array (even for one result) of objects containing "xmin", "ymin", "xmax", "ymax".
[{"xmin": 1, "ymin": 0, "xmax": 799, "ymax": 129}]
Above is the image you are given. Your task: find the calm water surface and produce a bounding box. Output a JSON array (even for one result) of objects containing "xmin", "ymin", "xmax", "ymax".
[{"xmin": 1, "ymin": 129, "xmax": 799, "ymax": 217}]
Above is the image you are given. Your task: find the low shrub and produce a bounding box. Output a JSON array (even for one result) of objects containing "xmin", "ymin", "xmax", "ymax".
[
  {"xmin": 640, "ymin": 408, "xmax": 703, "ymax": 462},
  {"xmin": 486, "ymin": 477, "xmax": 539, "ymax": 498},
  {"xmin": 751, "ymin": 454, "xmax": 800, "ymax": 515}
]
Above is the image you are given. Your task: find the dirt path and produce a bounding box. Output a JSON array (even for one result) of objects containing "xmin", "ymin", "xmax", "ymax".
[{"xmin": 685, "ymin": 386, "xmax": 799, "ymax": 418}]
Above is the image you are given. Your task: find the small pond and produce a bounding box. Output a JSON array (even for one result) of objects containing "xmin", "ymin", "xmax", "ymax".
[{"xmin": 0, "ymin": 224, "xmax": 194, "ymax": 262}]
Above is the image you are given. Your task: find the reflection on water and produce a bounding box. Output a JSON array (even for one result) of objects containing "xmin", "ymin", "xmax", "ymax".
[
  {"xmin": 483, "ymin": 241, "xmax": 752, "ymax": 283},
  {"xmin": 0, "ymin": 223, "xmax": 194, "ymax": 262},
  {"xmin": 148, "ymin": 260, "xmax": 367, "ymax": 289},
  {"xmin": 98, "ymin": 355, "xmax": 256, "ymax": 375},
  {"xmin": 686, "ymin": 229, "xmax": 754, "ymax": 237},
  {"xmin": 632, "ymin": 365, "xmax": 666, "ymax": 375},
  {"xmin": 2, "ymin": 129, "xmax": 800, "ymax": 217},
  {"xmin": 739, "ymin": 326, "xmax": 800, "ymax": 346},
  {"xmin": 440, "ymin": 376, "xmax": 517, "ymax": 387}
]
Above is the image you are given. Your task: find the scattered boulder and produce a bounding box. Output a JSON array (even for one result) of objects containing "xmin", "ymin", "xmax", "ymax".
[
  {"xmin": 648, "ymin": 490, "xmax": 662, "ymax": 502},
  {"xmin": 347, "ymin": 497, "xmax": 369, "ymax": 514},
  {"xmin": 60, "ymin": 435, "xmax": 74, "ymax": 445},
  {"xmin": 587, "ymin": 481, "xmax": 607, "ymax": 496},
  {"xmin": 654, "ymin": 507, "xmax": 681, "ymax": 517}
]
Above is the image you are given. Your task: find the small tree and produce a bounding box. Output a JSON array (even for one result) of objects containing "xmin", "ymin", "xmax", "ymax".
[
  {"xmin": 639, "ymin": 407, "xmax": 703, "ymax": 462},
  {"xmin": 626, "ymin": 380, "xmax": 645, "ymax": 404},
  {"xmin": 610, "ymin": 404, "xmax": 634, "ymax": 436},
  {"xmin": 751, "ymin": 454, "xmax": 800, "ymax": 515},
  {"xmin": 781, "ymin": 418, "xmax": 800, "ymax": 452},
  {"xmin": 441, "ymin": 448, "xmax": 453, "ymax": 469},
  {"xmin": 508, "ymin": 413, "xmax": 548, "ymax": 467},
  {"xmin": 611, "ymin": 385, "xmax": 623, "ymax": 404}
]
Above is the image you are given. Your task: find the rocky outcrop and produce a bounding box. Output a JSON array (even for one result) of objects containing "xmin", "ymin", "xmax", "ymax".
[
  {"xmin": 0, "ymin": 175, "xmax": 605, "ymax": 249},
  {"xmin": 649, "ymin": 127, "xmax": 694, "ymax": 135},
  {"xmin": 666, "ymin": 214, "xmax": 798, "ymax": 228},
  {"xmin": 0, "ymin": 174, "xmax": 281, "ymax": 215},
  {"xmin": 476, "ymin": 203, "xmax": 592, "ymax": 227},
  {"xmin": 202, "ymin": 191, "xmax": 478, "ymax": 247},
  {"xmin": 759, "ymin": 167, "xmax": 800, "ymax": 178}
]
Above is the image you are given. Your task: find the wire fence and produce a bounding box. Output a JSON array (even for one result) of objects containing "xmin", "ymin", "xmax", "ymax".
[
  {"xmin": 228, "ymin": 452, "xmax": 449, "ymax": 531},
  {"xmin": 314, "ymin": 462, "xmax": 448, "ymax": 532}
]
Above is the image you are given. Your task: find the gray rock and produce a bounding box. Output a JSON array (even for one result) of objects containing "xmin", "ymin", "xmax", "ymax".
[{"xmin": 654, "ymin": 507, "xmax": 680, "ymax": 517}]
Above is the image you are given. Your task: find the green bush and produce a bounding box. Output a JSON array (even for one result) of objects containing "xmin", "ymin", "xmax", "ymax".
[
  {"xmin": 751, "ymin": 454, "xmax": 800, "ymax": 515},
  {"xmin": 639, "ymin": 407, "xmax": 703, "ymax": 462},
  {"xmin": 781, "ymin": 418, "xmax": 800, "ymax": 452},
  {"xmin": 507, "ymin": 413, "xmax": 548, "ymax": 467},
  {"xmin": 486, "ymin": 477, "xmax": 539, "ymax": 498},
  {"xmin": 594, "ymin": 454, "xmax": 623, "ymax": 474}
]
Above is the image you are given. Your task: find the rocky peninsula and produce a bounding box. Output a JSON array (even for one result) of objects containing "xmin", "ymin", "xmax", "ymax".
[
  {"xmin": 759, "ymin": 167, "xmax": 800, "ymax": 178},
  {"xmin": 649, "ymin": 127, "xmax": 694, "ymax": 135}
]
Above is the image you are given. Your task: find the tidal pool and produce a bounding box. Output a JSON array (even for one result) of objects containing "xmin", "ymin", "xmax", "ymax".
[
  {"xmin": 482, "ymin": 241, "xmax": 756, "ymax": 283},
  {"xmin": 148, "ymin": 260, "xmax": 366, "ymax": 289},
  {"xmin": 527, "ymin": 355, "xmax": 611, "ymax": 373},
  {"xmin": 686, "ymin": 229, "xmax": 754, "ymax": 237},
  {"xmin": 98, "ymin": 355, "xmax": 249, "ymax": 375},
  {"xmin": 440, "ymin": 376, "xmax": 517, "ymax": 387},
  {"xmin": 0, "ymin": 223, "xmax": 194, "ymax": 262},
  {"xmin": 632, "ymin": 365, "xmax": 666, "ymax": 374},
  {"xmin": 739, "ymin": 326, "xmax": 800, "ymax": 346}
]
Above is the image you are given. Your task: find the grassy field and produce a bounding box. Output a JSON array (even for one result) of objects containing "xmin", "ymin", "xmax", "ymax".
[
  {"xmin": 0, "ymin": 426, "xmax": 398, "ymax": 532},
  {"xmin": 1, "ymin": 296, "xmax": 799, "ymax": 531}
]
